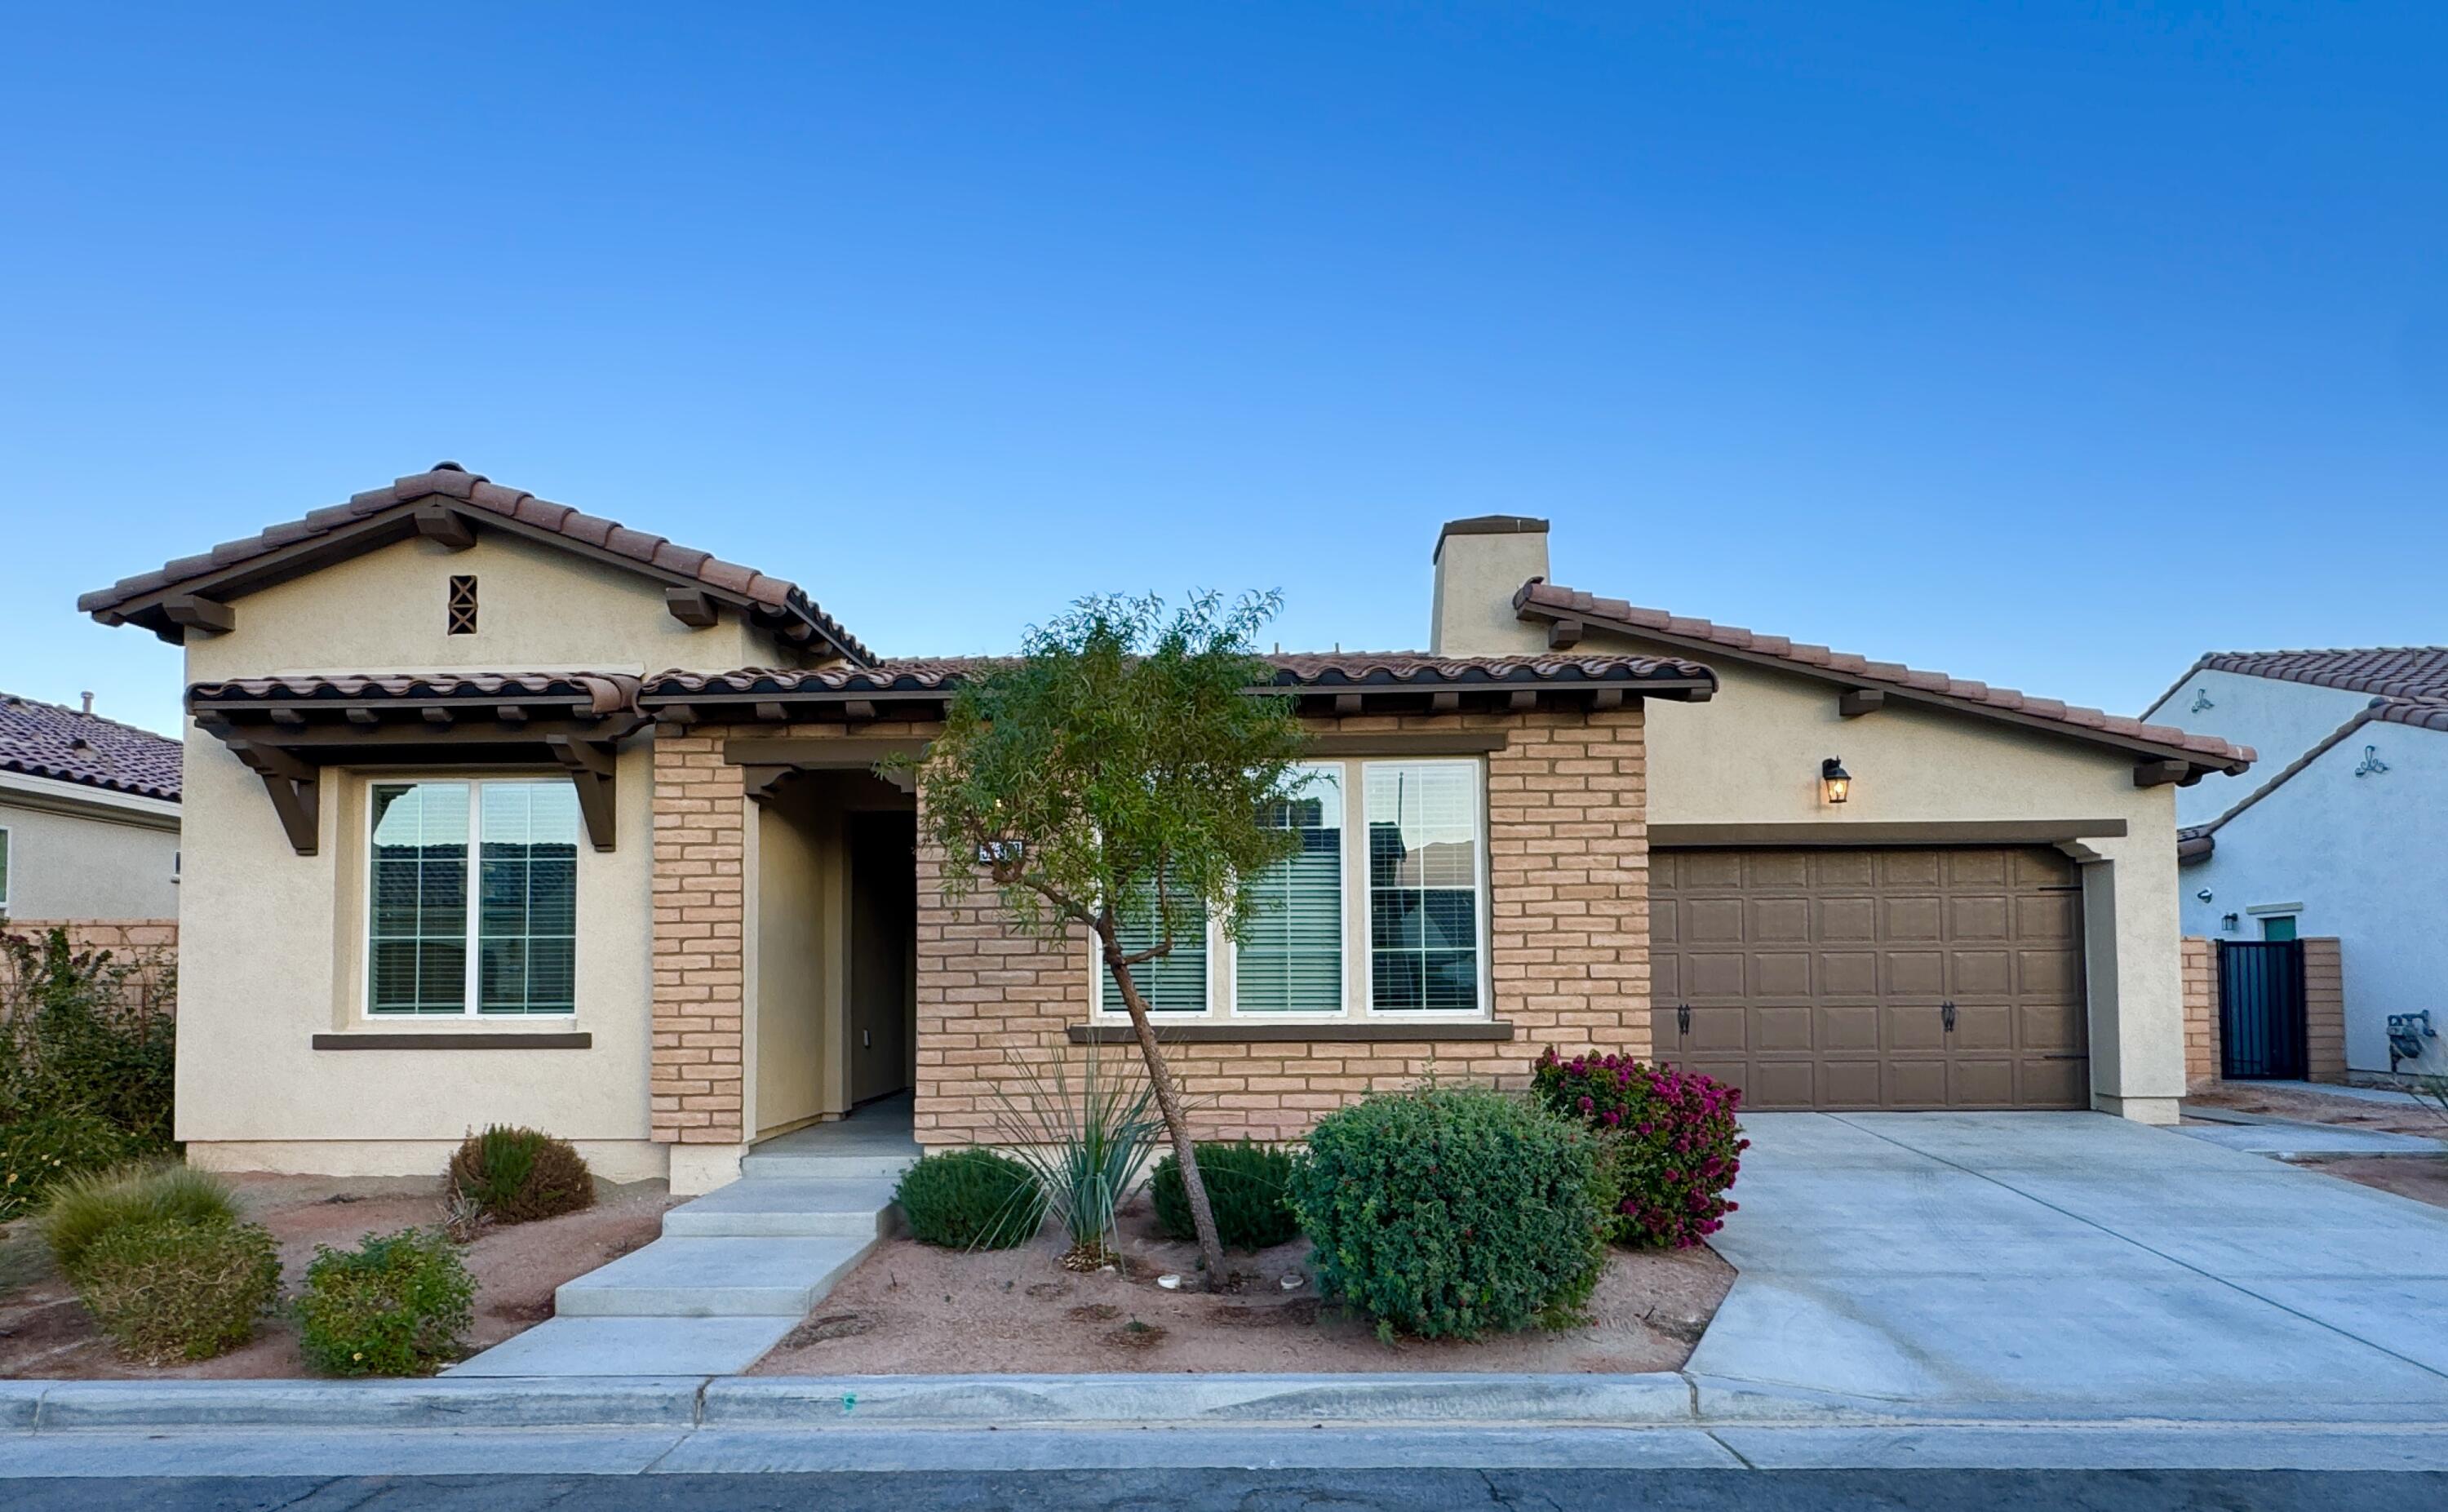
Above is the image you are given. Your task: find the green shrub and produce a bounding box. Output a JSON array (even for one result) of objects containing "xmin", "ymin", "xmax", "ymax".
[
  {"xmin": 297, "ymin": 1228, "xmax": 475, "ymax": 1377},
  {"xmin": 1288, "ymin": 1085, "xmax": 1612, "ymax": 1342},
  {"xmin": 987, "ymin": 1044, "xmax": 1165, "ymax": 1262},
  {"xmin": 0, "ymin": 1111, "xmax": 135, "ymax": 1221},
  {"xmin": 896, "ymin": 1148, "xmax": 1042, "ymax": 1249},
  {"xmin": 72, "ymin": 1217, "xmax": 281, "ymax": 1363},
  {"xmin": 0, "ymin": 928, "xmax": 177, "ymax": 1151},
  {"xmin": 39, "ymin": 1161, "xmax": 241, "ymax": 1272},
  {"xmin": 446, "ymin": 1125, "xmax": 595, "ymax": 1225},
  {"xmin": 1151, "ymin": 1140, "xmax": 1299, "ymax": 1250}
]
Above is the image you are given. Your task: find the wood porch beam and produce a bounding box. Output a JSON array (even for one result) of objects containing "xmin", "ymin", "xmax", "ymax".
[{"xmin": 546, "ymin": 734, "xmax": 620, "ymax": 851}]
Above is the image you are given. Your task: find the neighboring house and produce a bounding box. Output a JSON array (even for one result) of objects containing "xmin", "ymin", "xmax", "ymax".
[
  {"xmin": 2144, "ymin": 648, "xmax": 2448, "ymax": 1076},
  {"xmin": 0, "ymin": 689, "xmax": 182, "ymax": 922},
  {"xmin": 79, "ymin": 467, "xmax": 2249, "ymax": 1192}
]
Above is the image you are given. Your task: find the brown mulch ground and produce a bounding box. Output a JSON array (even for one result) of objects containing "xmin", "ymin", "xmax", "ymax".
[
  {"xmin": 2190, "ymin": 1082, "xmax": 2448, "ymax": 1141},
  {"xmin": 2292, "ymin": 1155, "xmax": 2448, "ymax": 1212},
  {"xmin": 751, "ymin": 1194, "xmax": 1732, "ymax": 1376},
  {"xmin": 0, "ymin": 1172, "xmax": 673, "ymax": 1378}
]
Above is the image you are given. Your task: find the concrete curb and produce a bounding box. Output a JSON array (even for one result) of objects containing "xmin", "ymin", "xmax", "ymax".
[
  {"xmin": 702, "ymin": 1372, "xmax": 1700, "ymax": 1427},
  {"xmin": 20, "ymin": 1377, "xmax": 707, "ymax": 1431},
  {"xmin": 11, "ymin": 1371, "xmax": 2447, "ymax": 1434}
]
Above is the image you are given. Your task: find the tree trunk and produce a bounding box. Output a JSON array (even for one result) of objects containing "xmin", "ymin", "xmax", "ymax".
[{"xmin": 1100, "ymin": 924, "xmax": 1227, "ymax": 1285}]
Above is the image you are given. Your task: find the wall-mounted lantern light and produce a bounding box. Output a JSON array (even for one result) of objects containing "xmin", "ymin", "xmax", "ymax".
[{"xmin": 1820, "ymin": 756, "xmax": 1852, "ymax": 805}]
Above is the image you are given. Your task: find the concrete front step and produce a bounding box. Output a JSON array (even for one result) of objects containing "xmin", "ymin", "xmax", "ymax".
[
  {"xmin": 663, "ymin": 1178, "xmax": 906, "ymax": 1238},
  {"xmin": 554, "ymin": 1236, "xmax": 877, "ymax": 1318},
  {"xmin": 446, "ymin": 1316, "xmax": 799, "ymax": 1377},
  {"xmin": 739, "ymin": 1149, "xmax": 920, "ymax": 1182}
]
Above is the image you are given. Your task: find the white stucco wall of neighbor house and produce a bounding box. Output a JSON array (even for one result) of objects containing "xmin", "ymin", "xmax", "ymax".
[
  {"xmin": 0, "ymin": 780, "xmax": 182, "ymax": 920},
  {"xmin": 2143, "ymin": 668, "xmax": 2375, "ymax": 828},
  {"xmin": 2181, "ymin": 722, "xmax": 2448, "ymax": 1076}
]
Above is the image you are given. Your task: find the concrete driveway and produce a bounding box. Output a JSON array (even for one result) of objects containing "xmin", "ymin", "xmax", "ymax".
[{"xmin": 1689, "ymin": 1111, "xmax": 2448, "ymax": 1420}]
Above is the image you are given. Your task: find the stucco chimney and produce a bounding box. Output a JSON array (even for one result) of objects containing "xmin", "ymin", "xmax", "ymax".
[{"xmin": 1430, "ymin": 517, "xmax": 1550, "ymax": 656}]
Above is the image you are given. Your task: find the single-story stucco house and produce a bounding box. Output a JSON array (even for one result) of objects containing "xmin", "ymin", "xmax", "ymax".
[{"xmin": 80, "ymin": 465, "xmax": 2253, "ymax": 1194}]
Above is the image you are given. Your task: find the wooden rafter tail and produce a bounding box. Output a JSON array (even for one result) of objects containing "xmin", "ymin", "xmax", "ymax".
[{"xmin": 546, "ymin": 734, "xmax": 620, "ymax": 851}]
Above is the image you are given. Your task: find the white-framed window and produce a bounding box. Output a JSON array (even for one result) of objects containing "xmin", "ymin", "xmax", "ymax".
[
  {"xmin": 1092, "ymin": 757, "xmax": 1490, "ymax": 1020},
  {"xmin": 366, "ymin": 778, "xmax": 579, "ymax": 1017}
]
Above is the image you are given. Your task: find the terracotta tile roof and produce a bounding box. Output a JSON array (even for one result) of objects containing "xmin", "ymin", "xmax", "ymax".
[
  {"xmin": 189, "ymin": 672, "xmax": 642, "ymax": 718},
  {"xmin": 643, "ymin": 650, "xmax": 1718, "ymax": 698},
  {"xmin": 1516, "ymin": 579, "xmax": 2253, "ymax": 771},
  {"xmin": 2172, "ymin": 646, "xmax": 2448, "ymax": 704},
  {"xmin": 0, "ymin": 691, "xmax": 182, "ymax": 803},
  {"xmin": 80, "ymin": 463, "xmax": 871, "ymax": 663}
]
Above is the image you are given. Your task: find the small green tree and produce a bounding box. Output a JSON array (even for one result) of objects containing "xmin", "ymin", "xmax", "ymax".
[{"xmin": 900, "ymin": 591, "xmax": 1306, "ymax": 1283}]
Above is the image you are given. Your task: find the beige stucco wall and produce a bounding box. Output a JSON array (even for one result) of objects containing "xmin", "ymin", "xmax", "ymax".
[
  {"xmin": 1450, "ymin": 596, "xmax": 2189, "ymax": 1120},
  {"xmin": 183, "ymin": 529, "xmax": 784, "ymax": 683},
  {"xmin": 752, "ymin": 785, "xmax": 836, "ymax": 1139},
  {"xmin": 170, "ymin": 530, "xmax": 755, "ymax": 1183},
  {"xmin": 0, "ymin": 792, "xmax": 181, "ymax": 920}
]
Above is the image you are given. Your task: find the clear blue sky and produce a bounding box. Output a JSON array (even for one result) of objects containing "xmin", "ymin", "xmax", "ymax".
[{"xmin": 5, "ymin": 2, "xmax": 2442, "ymax": 740}]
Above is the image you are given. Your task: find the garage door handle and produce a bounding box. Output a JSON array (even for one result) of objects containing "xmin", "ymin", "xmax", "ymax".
[
  {"xmin": 1676, "ymin": 1004, "xmax": 1691, "ymax": 1037},
  {"xmin": 1940, "ymin": 1000, "xmax": 1957, "ymax": 1033}
]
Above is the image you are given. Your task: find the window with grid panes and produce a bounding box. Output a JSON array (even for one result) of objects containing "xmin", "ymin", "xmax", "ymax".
[{"xmin": 368, "ymin": 780, "xmax": 577, "ymax": 1015}]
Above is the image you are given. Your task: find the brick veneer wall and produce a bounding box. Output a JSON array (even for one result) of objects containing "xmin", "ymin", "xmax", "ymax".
[
  {"xmin": 2180, "ymin": 935, "xmax": 2218, "ymax": 1086},
  {"xmin": 2304, "ymin": 936, "xmax": 2346, "ymax": 1084},
  {"xmin": 649, "ymin": 733, "xmax": 748, "ymax": 1145},
  {"xmin": 650, "ymin": 706, "xmax": 1652, "ymax": 1150},
  {"xmin": 916, "ymin": 705, "xmax": 1652, "ymax": 1146},
  {"xmin": 0, "ymin": 919, "xmax": 178, "ymax": 1005}
]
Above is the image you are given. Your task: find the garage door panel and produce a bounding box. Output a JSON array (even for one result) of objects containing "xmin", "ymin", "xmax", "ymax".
[
  {"xmin": 1950, "ymin": 894, "xmax": 2011, "ymax": 940},
  {"xmin": 1816, "ymin": 896, "xmax": 1877, "ymax": 941},
  {"xmin": 1884, "ymin": 1003, "xmax": 1947, "ymax": 1051},
  {"xmin": 1950, "ymin": 1059, "xmax": 2016, "ymax": 1106},
  {"xmin": 1820, "ymin": 1004, "xmax": 1881, "ymax": 1051},
  {"xmin": 1753, "ymin": 951, "xmax": 1812, "ymax": 996},
  {"xmin": 1886, "ymin": 950, "xmax": 1945, "ymax": 997},
  {"xmin": 1748, "ymin": 1060, "xmax": 1820, "ymax": 1109},
  {"xmin": 2018, "ymin": 947, "xmax": 2081, "ymax": 996},
  {"xmin": 1949, "ymin": 947, "xmax": 2015, "ymax": 996},
  {"xmin": 1820, "ymin": 950, "xmax": 1878, "ymax": 996},
  {"xmin": 2020, "ymin": 1002, "xmax": 2086, "ymax": 1053},
  {"xmin": 2019, "ymin": 1058, "xmax": 2087, "ymax": 1106},
  {"xmin": 1752, "ymin": 1004, "xmax": 1815, "ymax": 1053},
  {"xmin": 1819, "ymin": 1060, "xmax": 1884, "ymax": 1107},
  {"xmin": 1745, "ymin": 852, "xmax": 1811, "ymax": 889},
  {"xmin": 1687, "ymin": 898, "xmax": 1745, "ymax": 942},
  {"xmin": 1653, "ymin": 847, "xmax": 2088, "ymax": 1111},
  {"xmin": 1883, "ymin": 1058, "xmax": 1949, "ymax": 1107},
  {"xmin": 1949, "ymin": 1003, "xmax": 2016, "ymax": 1050},
  {"xmin": 1687, "ymin": 951, "xmax": 1747, "ymax": 998}
]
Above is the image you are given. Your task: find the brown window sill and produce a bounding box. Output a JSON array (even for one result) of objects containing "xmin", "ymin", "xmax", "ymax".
[
  {"xmin": 1067, "ymin": 1021, "xmax": 1514, "ymax": 1045},
  {"xmin": 312, "ymin": 1032, "xmax": 592, "ymax": 1051}
]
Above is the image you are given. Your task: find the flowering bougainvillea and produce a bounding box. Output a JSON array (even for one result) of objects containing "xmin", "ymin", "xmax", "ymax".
[{"xmin": 1530, "ymin": 1048, "xmax": 1747, "ymax": 1248}]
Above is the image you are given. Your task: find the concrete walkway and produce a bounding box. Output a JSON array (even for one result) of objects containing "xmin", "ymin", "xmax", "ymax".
[
  {"xmin": 450, "ymin": 1098, "xmax": 919, "ymax": 1377},
  {"xmin": 1689, "ymin": 1111, "xmax": 2448, "ymax": 1418}
]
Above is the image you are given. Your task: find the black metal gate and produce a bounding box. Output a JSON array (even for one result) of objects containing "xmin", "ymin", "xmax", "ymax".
[{"xmin": 2218, "ymin": 939, "xmax": 2307, "ymax": 1080}]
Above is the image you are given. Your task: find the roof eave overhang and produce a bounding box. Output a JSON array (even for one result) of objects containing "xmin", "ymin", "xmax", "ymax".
[
  {"xmin": 2177, "ymin": 833, "xmax": 2215, "ymax": 865},
  {"xmin": 639, "ymin": 670, "xmax": 1717, "ymax": 728},
  {"xmin": 1514, "ymin": 596, "xmax": 2246, "ymax": 783},
  {"xmin": 87, "ymin": 494, "xmax": 869, "ymax": 665}
]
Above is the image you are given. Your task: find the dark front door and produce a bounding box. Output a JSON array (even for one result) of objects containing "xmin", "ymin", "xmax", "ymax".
[{"xmin": 2217, "ymin": 938, "xmax": 2308, "ymax": 1080}]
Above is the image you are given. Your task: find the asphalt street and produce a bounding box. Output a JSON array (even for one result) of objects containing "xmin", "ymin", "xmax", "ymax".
[{"xmin": 4, "ymin": 1470, "xmax": 2441, "ymax": 1510}]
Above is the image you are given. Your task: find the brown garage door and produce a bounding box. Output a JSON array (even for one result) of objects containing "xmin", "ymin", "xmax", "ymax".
[{"xmin": 1649, "ymin": 848, "xmax": 2088, "ymax": 1110}]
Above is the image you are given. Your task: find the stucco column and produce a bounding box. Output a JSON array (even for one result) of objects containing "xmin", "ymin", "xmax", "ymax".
[{"xmin": 2082, "ymin": 833, "xmax": 2186, "ymax": 1124}]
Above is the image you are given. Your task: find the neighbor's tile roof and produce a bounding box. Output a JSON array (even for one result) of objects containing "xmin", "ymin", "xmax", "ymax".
[
  {"xmin": 2182, "ymin": 693, "xmax": 2448, "ymax": 854},
  {"xmin": 642, "ymin": 650, "xmax": 1718, "ymax": 698},
  {"xmin": 2181, "ymin": 647, "xmax": 2448, "ymax": 703},
  {"xmin": 189, "ymin": 672, "xmax": 642, "ymax": 717},
  {"xmin": 78, "ymin": 463, "xmax": 871, "ymax": 663},
  {"xmin": 1516, "ymin": 580, "xmax": 2253, "ymax": 769},
  {"xmin": 0, "ymin": 691, "xmax": 183, "ymax": 802}
]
